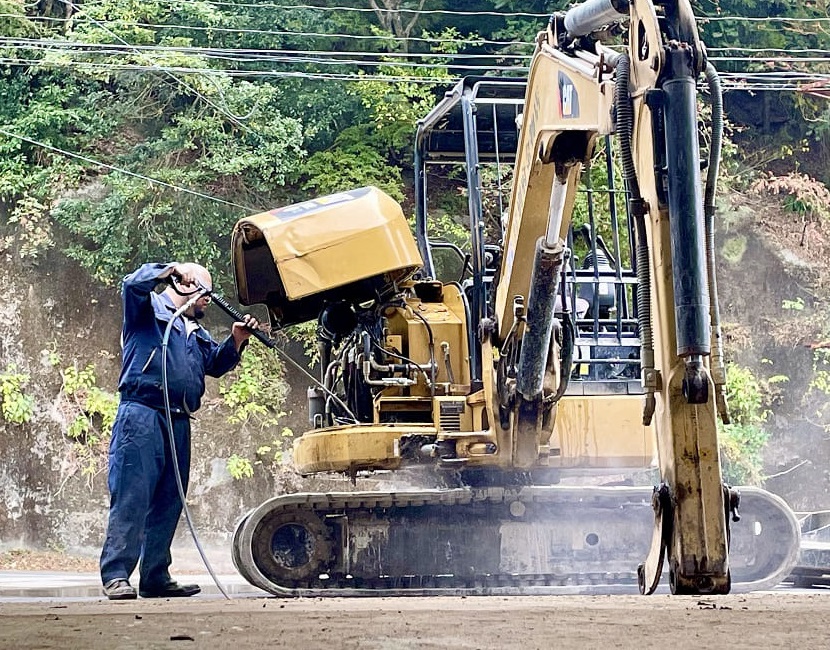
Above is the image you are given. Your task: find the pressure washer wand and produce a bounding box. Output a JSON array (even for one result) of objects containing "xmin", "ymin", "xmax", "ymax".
[
  {"xmin": 168, "ymin": 275, "xmax": 276, "ymax": 349},
  {"xmin": 204, "ymin": 289, "xmax": 277, "ymax": 350},
  {"xmin": 171, "ymin": 277, "xmax": 360, "ymax": 422}
]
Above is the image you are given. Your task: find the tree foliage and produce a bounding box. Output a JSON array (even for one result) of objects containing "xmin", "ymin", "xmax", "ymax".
[
  {"xmin": 0, "ymin": 0, "xmax": 500, "ymax": 283},
  {"xmin": 2, "ymin": 0, "xmax": 824, "ymax": 284},
  {"xmin": 1, "ymin": 0, "xmax": 827, "ymax": 491}
]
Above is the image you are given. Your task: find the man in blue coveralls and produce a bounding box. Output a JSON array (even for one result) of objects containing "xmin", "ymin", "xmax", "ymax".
[{"xmin": 100, "ymin": 262, "xmax": 259, "ymax": 600}]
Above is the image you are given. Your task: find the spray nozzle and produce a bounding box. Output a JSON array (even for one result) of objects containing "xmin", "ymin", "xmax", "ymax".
[
  {"xmin": 167, "ymin": 273, "xmax": 211, "ymax": 298},
  {"xmin": 168, "ymin": 271, "xmax": 274, "ymax": 347}
]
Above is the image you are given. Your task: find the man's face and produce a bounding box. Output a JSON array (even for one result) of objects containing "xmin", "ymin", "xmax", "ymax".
[{"xmin": 189, "ymin": 293, "xmax": 212, "ymax": 320}]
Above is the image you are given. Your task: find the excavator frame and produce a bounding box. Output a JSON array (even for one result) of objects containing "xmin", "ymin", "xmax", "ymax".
[{"xmin": 229, "ymin": 0, "xmax": 800, "ymax": 596}]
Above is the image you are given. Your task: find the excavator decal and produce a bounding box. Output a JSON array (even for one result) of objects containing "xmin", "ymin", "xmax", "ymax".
[{"xmin": 559, "ymin": 71, "xmax": 579, "ymax": 119}]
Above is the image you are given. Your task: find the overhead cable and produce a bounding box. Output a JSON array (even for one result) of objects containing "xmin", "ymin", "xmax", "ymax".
[
  {"xmin": 112, "ymin": 1, "xmax": 550, "ymax": 18},
  {"xmin": 0, "ymin": 126, "xmax": 255, "ymax": 211},
  {"xmin": 2, "ymin": 56, "xmax": 825, "ymax": 91},
  {"xmin": 0, "ymin": 37, "xmax": 534, "ymax": 59},
  {"xmin": 5, "ymin": 39, "xmax": 830, "ymax": 71}
]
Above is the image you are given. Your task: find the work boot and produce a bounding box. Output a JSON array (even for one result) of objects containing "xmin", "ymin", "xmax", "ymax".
[
  {"xmin": 103, "ymin": 578, "xmax": 137, "ymax": 600},
  {"xmin": 139, "ymin": 581, "xmax": 201, "ymax": 598}
]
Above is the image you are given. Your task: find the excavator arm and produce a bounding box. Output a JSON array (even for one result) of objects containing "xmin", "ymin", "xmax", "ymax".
[
  {"xmin": 620, "ymin": 0, "xmax": 733, "ymax": 595},
  {"xmin": 493, "ymin": 0, "xmax": 734, "ymax": 593}
]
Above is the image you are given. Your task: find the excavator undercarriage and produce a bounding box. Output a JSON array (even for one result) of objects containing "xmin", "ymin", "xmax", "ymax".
[
  {"xmin": 230, "ymin": 0, "xmax": 801, "ymax": 596},
  {"xmin": 232, "ymin": 485, "xmax": 798, "ymax": 596}
]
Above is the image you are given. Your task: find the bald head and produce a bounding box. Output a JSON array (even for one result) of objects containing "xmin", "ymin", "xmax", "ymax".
[
  {"xmin": 164, "ymin": 262, "xmax": 213, "ymax": 318},
  {"xmin": 191, "ymin": 264, "xmax": 212, "ymax": 291}
]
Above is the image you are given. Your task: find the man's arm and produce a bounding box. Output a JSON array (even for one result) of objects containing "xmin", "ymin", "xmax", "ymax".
[
  {"xmin": 122, "ymin": 261, "xmax": 210, "ymax": 323},
  {"xmin": 231, "ymin": 315, "xmax": 259, "ymax": 352},
  {"xmin": 204, "ymin": 315, "xmax": 260, "ymax": 378},
  {"xmin": 122, "ymin": 262, "xmax": 178, "ymax": 326}
]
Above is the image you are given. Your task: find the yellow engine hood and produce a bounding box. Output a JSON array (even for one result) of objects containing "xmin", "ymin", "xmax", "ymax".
[{"xmin": 232, "ymin": 186, "xmax": 423, "ymax": 328}]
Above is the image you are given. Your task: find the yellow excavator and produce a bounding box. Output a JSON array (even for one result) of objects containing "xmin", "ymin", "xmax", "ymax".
[{"xmin": 229, "ymin": 0, "xmax": 800, "ymax": 596}]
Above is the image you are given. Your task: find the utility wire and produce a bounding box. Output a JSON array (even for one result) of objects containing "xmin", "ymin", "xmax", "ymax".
[
  {"xmin": 53, "ymin": 0, "xmax": 258, "ymax": 126},
  {"xmin": 0, "ymin": 14, "xmax": 531, "ymax": 45},
  {"xmin": 708, "ymin": 47, "xmax": 830, "ymax": 54},
  {"xmin": 703, "ymin": 15, "xmax": 830, "ymax": 22},
  {"xmin": 7, "ymin": 13, "xmax": 830, "ymax": 48},
  {"xmin": 0, "ymin": 37, "xmax": 535, "ymax": 59},
  {"xmin": 6, "ymin": 43, "xmax": 830, "ymax": 67},
  {"xmin": 9, "ymin": 37, "xmax": 830, "ymax": 61},
  {"xmin": 0, "ymin": 126, "xmax": 255, "ymax": 211},
  {"xmin": 0, "ymin": 56, "xmax": 463, "ymax": 81},
  {"xmin": 5, "ymin": 38, "xmax": 828, "ymax": 74},
  {"xmin": 73, "ymin": 1, "xmax": 830, "ymax": 22},
  {"xmin": 0, "ymin": 43, "xmax": 530, "ymax": 71},
  {"xmin": 105, "ymin": 1, "xmax": 551, "ymax": 18},
  {"xmin": 9, "ymin": 37, "xmax": 830, "ymax": 62},
  {"xmin": 2, "ymin": 56, "xmax": 824, "ymax": 91}
]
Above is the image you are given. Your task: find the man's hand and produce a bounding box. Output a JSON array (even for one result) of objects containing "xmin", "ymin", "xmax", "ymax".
[
  {"xmin": 167, "ymin": 263, "xmax": 207, "ymax": 291},
  {"xmin": 232, "ymin": 314, "xmax": 261, "ymax": 350}
]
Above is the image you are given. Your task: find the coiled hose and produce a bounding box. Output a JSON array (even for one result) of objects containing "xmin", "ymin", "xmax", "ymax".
[{"xmin": 615, "ymin": 53, "xmax": 656, "ymax": 424}]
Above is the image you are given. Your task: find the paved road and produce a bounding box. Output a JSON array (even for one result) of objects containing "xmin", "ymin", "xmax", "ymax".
[{"xmin": 1, "ymin": 585, "xmax": 829, "ymax": 650}]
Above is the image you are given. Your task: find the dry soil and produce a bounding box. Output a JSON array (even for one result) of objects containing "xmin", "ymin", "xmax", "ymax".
[{"xmin": 1, "ymin": 592, "xmax": 829, "ymax": 649}]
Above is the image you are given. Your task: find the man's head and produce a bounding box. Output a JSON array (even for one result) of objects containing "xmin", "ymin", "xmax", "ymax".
[{"xmin": 165, "ymin": 263, "xmax": 213, "ymax": 319}]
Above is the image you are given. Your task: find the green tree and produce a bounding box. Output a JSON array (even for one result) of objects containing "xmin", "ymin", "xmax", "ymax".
[{"xmin": 719, "ymin": 364, "xmax": 771, "ymax": 485}]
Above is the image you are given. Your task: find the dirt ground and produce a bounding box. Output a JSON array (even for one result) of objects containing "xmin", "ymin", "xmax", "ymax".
[
  {"xmin": 1, "ymin": 593, "xmax": 829, "ymax": 650},
  {"xmin": 0, "ymin": 549, "xmax": 99, "ymax": 573}
]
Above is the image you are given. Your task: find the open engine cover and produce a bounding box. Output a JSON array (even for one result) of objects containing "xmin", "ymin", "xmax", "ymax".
[{"xmin": 232, "ymin": 186, "xmax": 423, "ymax": 328}]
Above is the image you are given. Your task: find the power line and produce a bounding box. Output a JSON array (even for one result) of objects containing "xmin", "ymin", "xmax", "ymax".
[
  {"xmin": 0, "ymin": 37, "xmax": 534, "ymax": 60},
  {"xmin": 703, "ymin": 15, "xmax": 830, "ymax": 23},
  {"xmin": 0, "ymin": 126, "xmax": 255, "ymax": 211},
  {"xmin": 6, "ymin": 37, "xmax": 830, "ymax": 72},
  {"xmin": 0, "ymin": 56, "xmax": 462, "ymax": 82},
  {"xmin": 710, "ymin": 57, "xmax": 830, "ymax": 63},
  {"xmin": 5, "ymin": 48, "xmax": 826, "ymax": 72},
  {"xmin": 9, "ymin": 37, "xmax": 830, "ymax": 60},
  {"xmin": 7, "ymin": 12, "xmax": 830, "ymax": 51},
  {"xmin": 2, "ymin": 55, "xmax": 825, "ymax": 91},
  {"xmin": 4, "ymin": 40, "xmax": 829, "ymax": 75},
  {"xmin": 111, "ymin": 1, "xmax": 551, "ymax": 18},
  {"xmin": 75, "ymin": 0, "xmax": 830, "ymax": 23},
  {"xmin": 709, "ymin": 47, "xmax": 830, "ymax": 55},
  {"xmin": 52, "ymin": 0, "xmax": 257, "ymax": 126},
  {"xmin": 0, "ymin": 39, "xmax": 530, "ymax": 70},
  {"xmin": 0, "ymin": 14, "xmax": 531, "ymax": 46}
]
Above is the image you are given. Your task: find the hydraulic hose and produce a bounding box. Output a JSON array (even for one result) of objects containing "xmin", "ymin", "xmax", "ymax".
[
  {"xmin": 704, "ymin": 62, "xmax": 730, "ymax": 422},
  {"xmin": 550, "ymin": 258, "xmax": 577, "ymax": 404},
  {"xmin": 616, "ymin": 53, "xmax": 656, "ymax": 424},
  {"xmin": 703, "ymin": 63, "xmax": 723, "ymax": 218}
]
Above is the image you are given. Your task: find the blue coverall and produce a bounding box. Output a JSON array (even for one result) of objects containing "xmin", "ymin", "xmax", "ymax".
[{"xmin": 100, "ymin": 263, "xmax": 242, "ymax": 590}]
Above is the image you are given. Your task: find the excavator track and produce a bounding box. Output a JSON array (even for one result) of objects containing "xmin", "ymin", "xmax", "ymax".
[{"xmin": 232, "ymin": 485, "xmax": 799, "ymax": 597}]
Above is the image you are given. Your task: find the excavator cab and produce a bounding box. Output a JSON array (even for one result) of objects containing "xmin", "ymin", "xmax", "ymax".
[{"xmin": 413, "ymin": 76, "xmax": 641, "ymax": 395}]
